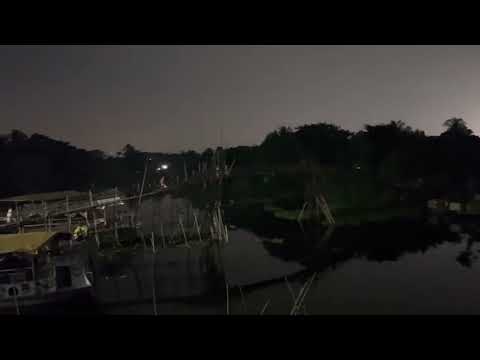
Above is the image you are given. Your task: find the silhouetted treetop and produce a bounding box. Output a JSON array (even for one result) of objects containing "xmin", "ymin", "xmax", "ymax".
[{"xmin": 442, "ymin": 118, "xmax": 473, "ymax": 137}]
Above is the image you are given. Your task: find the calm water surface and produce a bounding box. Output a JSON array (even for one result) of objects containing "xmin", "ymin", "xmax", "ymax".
[{"xmin": 14, "ymin": 195, "xmax": 480, "ymax": 315}]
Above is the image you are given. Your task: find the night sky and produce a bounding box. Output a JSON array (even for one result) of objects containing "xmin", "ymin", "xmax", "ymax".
[{"xmin": 1, "ymin": 45, "xmax": 480, "ymax": 154}]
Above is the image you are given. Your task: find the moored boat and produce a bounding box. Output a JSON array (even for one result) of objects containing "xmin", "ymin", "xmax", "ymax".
[{"xmin": 0, "ymin": 231, "xmax": 93, "ymax": 312}]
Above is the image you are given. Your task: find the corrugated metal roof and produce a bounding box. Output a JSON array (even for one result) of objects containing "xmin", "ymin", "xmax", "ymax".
[{"xmin": 0, "ymin": 232, "xmax": 59, "ymax": 254}]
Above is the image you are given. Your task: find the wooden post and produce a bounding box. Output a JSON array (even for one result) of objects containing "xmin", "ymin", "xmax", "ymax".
[
  {"xmin": 15, "ymin": 201, "xmax": 20, "ymax": 233},
  {"xmin": 89, "ymin": 191, "xmax": 100, "ymax": 248},
  {"xmin": 217, "ymin": 206, "xmax": 224, "ymax": 243},
  {"xmin": 43, "ymin": 201, "xmax": 48, "ymax": 231},
  {"xmin": 210, "ymin": 225, "xmax": 215, "ymax": 241},
  {"xmin": 85, "ymin": 211, "xmax": 91, "ymax": 228},
  {"xmin": 317, "ymin": 195, "xmax": 335, "ymax": 225},
  {"xmin": 138, "ymin": 158, "xmax": 149, "ymax": 209},
  {"xmin": 31, "ymin": 257, "xmax": 36, "ymax": 283},
  {"xmin": 260, "ymin": 300, "xmax": 270, "ymax": 315},
  {"xmin": 297, "ymin": 202, "xmax": 308, "ymax": 223},
  {"xmin": 184, "ymin": 161, "xmax": 188, "ymax": 183},
  {"xmin": 193, "ymin": 211, "xmax": 202, "ymax": 243},
  {"xmin": 179, "ymin": 216, "xmax": 189, "ymax": 247},
  {"xmin": 224, "ymin": 224, "xmax": 229, "ymax": 244},
  {"xmin": 225, "ymin": 278, "xmax": 230, "ymax": 315},
  {"xmin": 151, "ymin": 233, "xmax": 157, "ymax": 316},
  {"xmin": 150, "ymin": 232, "xmax": 156, "ymax": 253},
  {"xmin": 239, "ymin": 286, "xmax": 247, "ymax": 314},
  {"xmin": 114, "ymin": 187, "xmax": 119, "ymax": 243},
  {"xmin": 160, "ymin": 223, "xmax": 166, "ymax": 248},
  {"xmin": 66, "ymin": 195, "xmax": 71, "ymax": 233}
]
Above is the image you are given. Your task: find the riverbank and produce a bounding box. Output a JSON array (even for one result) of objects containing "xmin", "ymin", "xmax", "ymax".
[{"xmin": 264, "ymin": 204, "xmax": 422, "ymax": 225}]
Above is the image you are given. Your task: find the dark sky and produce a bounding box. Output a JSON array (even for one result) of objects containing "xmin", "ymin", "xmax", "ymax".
[{"xmin": 2, "ymin": 45, "xmax": 480, "ymax": 154}]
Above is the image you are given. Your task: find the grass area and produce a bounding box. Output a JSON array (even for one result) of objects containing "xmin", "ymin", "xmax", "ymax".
[{"xmin": 264, "ymin": 205, "xmax": 422, "ymax": 225}]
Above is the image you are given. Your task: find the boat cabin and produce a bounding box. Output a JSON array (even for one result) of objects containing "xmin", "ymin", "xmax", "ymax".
[{"xmin": 0, "ymin": 232, "xmax": 91, "ymax": 306}]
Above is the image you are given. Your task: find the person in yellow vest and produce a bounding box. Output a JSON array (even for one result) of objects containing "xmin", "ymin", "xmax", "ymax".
[{"xmin": 73, "ymin": 224, "xmax": 88, "ymax": 240}]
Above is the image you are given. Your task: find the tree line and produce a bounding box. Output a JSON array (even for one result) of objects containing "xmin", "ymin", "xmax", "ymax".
[{"xmin": 1, "ymin": 118, "xmax": 478, "ymax": 205}]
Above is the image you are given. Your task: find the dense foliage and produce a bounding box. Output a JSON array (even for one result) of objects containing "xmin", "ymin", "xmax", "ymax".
[{"xmin": 1, "ymin": 118, "xmax": 479, "ymax": 208}]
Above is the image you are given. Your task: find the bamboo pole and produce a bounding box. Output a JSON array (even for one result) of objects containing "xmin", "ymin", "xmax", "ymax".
[
  {"xmin": 114, "ymin": 187, "xmax": 119, "ymax": 243},
  {"xmin": 224, "ymin": 224, "xmax": 229, "ymax": 244},
  {"xmin": 225, "ymin": 278, "xmax": 230, "ymax": 315},
  {"xmin": 285, "ymin": 276, "xmax": 307, "ymax": 314},
  {"xmin": 184, "ymin": 161, "xmax": 188, "ymax": 183},
  {"xmin": 209, "ymin": 226, "xmax": 215, "ymax": 241},
  {"xmin": 260, "ymin": 300, "xmax": 270, "ymax": 315},
  {"xmin": 193, "ymin": 211, "xmax": 202, "ymax": 243},
  {"xmin": 290, "ymin": 273, "xmax": 316, "ymax": 315},
  {"xmin": 239, "ymin": 286, "xmax": 247, "ymax": 314},
  {"xmin": 290, "ymin": 280, "xmax": 308, "ymax": 316},
  {"xmin": 15, "ymin": 201, "xmax": 20, "ymax": 233},
  {"xmin": 151, "ymin": 233, "xmax": 157, "ymax": 316},
  {"xmin": 160, "ymin": 223, "xmax": 166, "ymax": 248},
  {"xmin": 179, "ymin": 216, "xmax": 189, "ymax": 247},
  {"xmin": 85, "ymin": 211, "xmax": 91, "ymax": 228},
  {"xmin": 150, "ymin": 232, "xmax": 156, "ymax": 253},
  {"xmin": 43, "ymin": 201, "xmax": 48, "ymax": 231},
  {"xmin": 114, "ymin": 222, "xmax": 119, "ymax": 246},
  {"xmin": 66, "ymin": 195, "xmax": 71, "ymax": 233},
  {"xmin": 317, "ymin": 195, "xmax": 335, "ymax": 225},
  {"xmin": 66, "ymin": 196, "xmax": 72, "ymax": 247},
  {"xmin": 49, "ymin": 189, "xmax": 164, "ymax": 218},
  {"xmin": 89, "ymin": 190, "xmax": 100, "ymax": 248},
  {"xmin": 138, "ymin": 157, "xmax": 149, "ymax": 209},
  {"xmin": 15, "ymin": 201, "xmax": 19, "ymax": 223},
  {"xmin": 297, "ymin": 202, "xmax": 308, "ymax": 223}
]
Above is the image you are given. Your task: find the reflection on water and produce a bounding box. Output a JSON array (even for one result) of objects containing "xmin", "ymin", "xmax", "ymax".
[
  {"xmin": 99, "ymin": 196, "xmax": 480, "ymax": 314},
  {"xmin": 93, "ymin": 246, "xmax": 222, "ymax": 306},
  {"xmin": 222, "ymin": 229, "xmax": 304, "ymax": 287},
  {"xmin": 238, "ymin": 240, "xmax": 480, "ymax": 314},
  {"xmin": 14, "ymin": 195, "xmax": 480, "ymax": 314},
  {"xmin": 222, "ymin": 212, "xmax": 480, "ymax": 314},
  {"xmin": 91, "ymin": 195, "xmax": 225, "ymax": 314}
]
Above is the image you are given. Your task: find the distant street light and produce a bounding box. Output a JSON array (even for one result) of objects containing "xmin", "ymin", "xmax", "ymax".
[{"xmin": 156, "ymin": 164, "xmax": 169, "ymax": 171}]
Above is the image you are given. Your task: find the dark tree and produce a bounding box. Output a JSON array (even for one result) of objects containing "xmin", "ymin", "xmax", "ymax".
[{"xmin": 441, "ymin": 118, "xmax": 473, "ymax": 137}]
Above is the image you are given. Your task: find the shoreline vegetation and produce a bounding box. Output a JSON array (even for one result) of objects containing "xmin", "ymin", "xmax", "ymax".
[
  {"xmin": 263, "ymin": 204, "xmax": 422, "ymax": 225},
  {"xmin": 2, "ymin": 117, "xmax": 480, "ymax": 231}
]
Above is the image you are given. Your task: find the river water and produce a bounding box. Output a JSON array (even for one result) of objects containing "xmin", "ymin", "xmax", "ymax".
[
  {"xmin": 15, "ymin": 195, "xmax": 480, "ymax": 315},
  {"xmin": 92, "ymin": 196, "xmax": 480, "ymax": 314}
]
